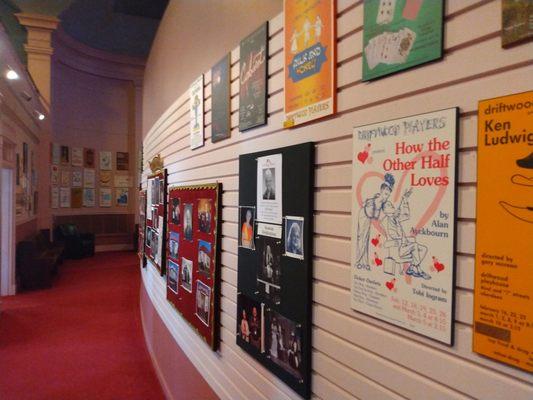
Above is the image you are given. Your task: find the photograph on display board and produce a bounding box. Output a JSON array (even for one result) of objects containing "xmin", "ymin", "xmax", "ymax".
[
  {"xmin": 181, "ymin": 257, "xmax": 193, "ymax": 293},
  {"xmin": 265, "ymin": 308, "xmax": 303, "ymax": 380},
  {"xmin": 502, "ymin": 0, "xmax": 533, "ymax": 48},
  {"xmin": 284, "ymin": 0, "xmax": 336, "ymax": 127},
  {"xmin": 71, "ymin": 147, "xmax": 83, "ymax": 167},
  {"xmin": 116, "ymin": 152, "xmax": 129, "ymax": 171},
  {"xmin": 184, "ymin": 203, "xmax": 194, "ymax": 240},
  {"xmin": 189, "ymin": 75, "xmax": 204, "ymax": 150},
  {"xmin": 195, "ymin": 280, "xmax": 211, "ymax": 327},
  {"xmin": 159, "ymin": 178, "xmax": 165, "ymax": 204},
  {"xmin": 350, "ymin": 108, "xmax": 458, "ymax": 344},
  {"xmin": 239, "ymin": 206, "xmax": 255, "ymax": 249},
  {"xmin": 256, "ymin": 153, "xmax": 282, "ymax": 224},
  {"xmin": 197, "ymin": 198, "xmax": 212, "ymax": 233},
  {"xmin": 100, "ymin": 151, "xmax": 112, "ymax": 171},
  {"xmin": 473, "ymin": 91, "xmax": 533, "ymax": 372},
  {"xmin": 256, "ymin": 235, "xmax": 282, "ymax": 304},
  {"xmin": 285, "ymin": 216, "xmax": 304, "ymax": 259},
  {"xmin": 60, "ymin": 145, "xmax": 70, "ymax": 165},
  {"xmin": 152, "ymin": 232, "xmax": 159, "ymax": 262},
  {"xmin": 211, "ymin": 53, "xmax": 231, "ymax": 142},
  {"xmin": 362, "ymin": 0, "xmax": 444, "ymax": 81},
  {"xmin": 198, "ymin": 240, "xmax": 211, "ymax": 277},
  {"xmin": 170, "ymin": 197, "xmax": 180, "ymax": 225},
  {"xmin": 146, "ymin": 228, "xmax": 153, "ymax": 249},
  {"xmin": 169, "ymin": 232, "xmax": 180, "ymax": 260},
  {"xmin": 239, "ymin": 22, "xmax": 268, "ymax": 131},
  {"xmin": 84, "ymin": 148, "xmax": 95, "ymax": 168},
  {"xmin": 237, "ymin": 294, "xmax": 262, "ymax": 352},
  {"xmin": 168, "ymin": 260, "xmax": 179, "ymax": 294}
]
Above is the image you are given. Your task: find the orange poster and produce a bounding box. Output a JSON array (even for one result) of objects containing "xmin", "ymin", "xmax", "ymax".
[
  {"xmin": 474, "ymin": 91, "xmax": 533, "ymax": 372},
  {"xmin": 284, "ymin": 0, "xmax": 335, "ymax": 127}
]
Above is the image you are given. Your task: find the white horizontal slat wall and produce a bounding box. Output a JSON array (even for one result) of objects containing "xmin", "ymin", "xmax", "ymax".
[{"xmin": 141, "ymin": 1, "xmax": 533, "ymax": 399}]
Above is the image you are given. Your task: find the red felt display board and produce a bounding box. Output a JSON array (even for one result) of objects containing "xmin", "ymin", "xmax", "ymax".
[
  {"xmin": 166, "ymin": 183, "xmax": 221, "ymax": 350},
  {"xmin": 145, "ymin": 170, "xmax": 167, "ymax": 275}
]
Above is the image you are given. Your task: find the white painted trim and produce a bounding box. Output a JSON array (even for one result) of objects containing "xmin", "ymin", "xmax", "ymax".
[{"xmin": 1, "ymin": 168, "xmax": 16, "ymax": 295}]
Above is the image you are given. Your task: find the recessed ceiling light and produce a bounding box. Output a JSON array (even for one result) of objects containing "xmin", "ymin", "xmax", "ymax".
[
  {"xmin": 37, "ymin": 112, "xmax": 45, "ymax": 121},
  {"xmin": 6, "ymin": 69, "xmax": 19, "ymax": 80}
]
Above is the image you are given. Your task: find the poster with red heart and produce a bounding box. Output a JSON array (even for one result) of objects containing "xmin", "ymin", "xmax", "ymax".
[{"xmin": 351, "ymin": 107, "xmax": 458, "ymax": 344}]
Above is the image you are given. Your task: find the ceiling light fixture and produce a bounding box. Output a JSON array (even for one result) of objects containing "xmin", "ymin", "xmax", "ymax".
[
  {"xmin": 37, "ymin": 112, "xmax": 45, "ymax": 121},
  {"xmin": 6, "ymin": 69, "xmax": 19, "ymax": 80}
]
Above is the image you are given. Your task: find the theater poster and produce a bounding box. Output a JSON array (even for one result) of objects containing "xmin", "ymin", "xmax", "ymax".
[
  {"xmin": 474, "ymin": 91, "xmax": 533, "ymax": 372},
  {"xmin": 362, "ymin": 0, "xmax": 444, "ymax": 81},
  {"xmin": 190, "ymin": 75, "xmax": 204, "ymax": 150},
  {"xmin": 350, "ymin": 108, "xmax": 458, "ymax": 344},
  {"xmin": 283, "ymin": 0, "xmax": 335, "ymax": 128},
  {"xmin": 211, "ymin": 53, "xmax": 231, "ymax": 142}
]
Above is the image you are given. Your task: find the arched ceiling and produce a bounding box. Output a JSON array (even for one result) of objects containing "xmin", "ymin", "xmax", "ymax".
[{"xmin": 1, "ymin": 0, "xmax": 168, "ymax": 59}]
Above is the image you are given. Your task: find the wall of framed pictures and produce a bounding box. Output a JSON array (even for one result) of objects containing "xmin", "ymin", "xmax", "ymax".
[
  {"xmin": 166, "ymin": 183, "xmax": 221, "ymax": 350},
  {"xmin": 139, "ymin": 2, "xmax": 533, "ymax": 400}
]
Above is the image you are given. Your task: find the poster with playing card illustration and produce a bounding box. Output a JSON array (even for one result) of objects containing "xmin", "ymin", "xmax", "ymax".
[
  {"xmin": 362, "ymin": 0, "xmax": 444, "ymax": 81},
  {"xmin": 350, "ymin": 108, "xmax": 458, "ymax": 344}
]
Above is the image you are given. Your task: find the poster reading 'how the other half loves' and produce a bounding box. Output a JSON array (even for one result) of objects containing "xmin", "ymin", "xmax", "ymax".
[
  {"xmin": 474, "ymin": 91, "xmax": 533, "ymax": 372},
  {"xmin": 284, "ymin": 0, "xmax": 335, "ymax": 127},
  {"xmin": 351, "ymin": 108, "xmax": 458, "ymax": 344},
  {"xmin": 362, "ymin": 0, "xmax": 444, "ymax": 81}
]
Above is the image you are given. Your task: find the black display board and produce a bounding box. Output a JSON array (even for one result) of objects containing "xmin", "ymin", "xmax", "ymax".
[{"xmin": 237, "ymin": 142, "xmax": 314, "ymax": 399}]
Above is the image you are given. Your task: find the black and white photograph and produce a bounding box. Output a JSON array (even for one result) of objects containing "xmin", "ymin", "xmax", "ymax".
[
  {"xmin": 181, "ymin": 257, "xmax": 193, "ymax": 292},
  {"xmin": 146, "ymin": 227, "xmax": 153, "ymax": 248},
  {"xmin": 285, "ymin": 216, "xmax": 304, "ymax": 259},
  {"xmin": 151, "ymin": 178, "xmax": 160, "ymax": 205},
  {"xmin": 171, "ymin": 197, "xmax": 180, "ymax": 225},
  {"xmin": 195, "ymin": 280, "xmax": 211, "ymax": 326},
  {"xmin": 197, "ymin": 198, "xmax": 212, "ymax": 233},
  {"xmin": 198, "ymin": 240, "xmax": 211, "ymax": 277},
  {"xmin": 256, "ymin": 153, "xmax": 282, "ymax": 224},
  {"xmin": 256, "ymin": 236, "xmax": 282, "ymax": 304},
  {"xmin": 151, "ymin": 232, "xmax": 159, "ymax": 261},
  {"xmin": 169, "ymin": 232, "xmax": 179, "ymax": 259},
  {"xmin": 237, "ymin": 294, "xmax": 262, "ymax": 352},
  {"xmin": 167, "ymin": 260, "xmax": 179, "ymax": 293},
  {"xmin": 159, "ymin": 177, "xmax": 165, "ymax": 204},
  {"xmin": 239, "ymin": 206, "xmax": 255, "ymax": 249},
  {"xmin": 152, "ymin": 208, "xmax": 159, "ymax": 229},
  {"xmin": 184, "ymin": 203, "xmax": 193, "ymax": 241},
  {"xmin": 265, "ymin": 308, "xmax": 303, "ymax": 380}
]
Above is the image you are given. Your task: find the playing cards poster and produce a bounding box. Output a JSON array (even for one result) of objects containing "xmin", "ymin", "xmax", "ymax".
[
  {"xmin": 283, "ymin": 0, "xmax": 336, "ymax": 127},
  {"xmin": 362, "ymin": 0, "xmax": 444, "ymax": 81},
  {"xmin": 474, "ymin": 91, "xmax": 533, "ymax": 372},
  {"xmin": 350, "ymin": 108, "xmax": 458, "ymax": 344}
]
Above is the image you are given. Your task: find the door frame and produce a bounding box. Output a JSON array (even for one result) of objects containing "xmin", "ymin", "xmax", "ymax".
[{"xmin": 1, "ymin": 165, "xmax": 16, "ymax": 296}]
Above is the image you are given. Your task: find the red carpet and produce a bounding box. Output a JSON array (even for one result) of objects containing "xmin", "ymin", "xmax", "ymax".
[{"xmin": 0, "ymin": 251, "xmax": 165, "ymax": 400}]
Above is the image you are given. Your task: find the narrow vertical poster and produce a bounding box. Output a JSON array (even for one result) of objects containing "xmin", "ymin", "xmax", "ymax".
[
  {"xmin": 189, "ymin": 75, "xmax": 204, "ymax": 150},
  {"xmin": 284, "ymin": 0, "xmax": 336, "ymax": 127},
  {"xmin": 351, "ymin": 108, "xmax": 458, "ymax": 344},
  {"xmin": 211, "ymin": 53, "xmax": 231, "ymax": 142},
  {"xmin": 474, "ymin": 91, "xmax": 532, "ymax": 372},
  {"xmin": 362, "ymin": 0, "xmax": 444, "ymax": 81},
  {"xmin": 239, "ymin": 22, "xmax": 268, "ymax": 131}
]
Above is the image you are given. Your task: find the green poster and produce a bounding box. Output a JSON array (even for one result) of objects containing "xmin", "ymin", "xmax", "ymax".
[{"xmin": 362, "ymin": 0, "xmax": 444, "ymax": 81}]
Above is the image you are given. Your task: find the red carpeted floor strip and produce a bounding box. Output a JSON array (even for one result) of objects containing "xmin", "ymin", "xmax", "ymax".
[{"xmin": 0, "ymin": 251, "xmax": 166, "ymax": 400}]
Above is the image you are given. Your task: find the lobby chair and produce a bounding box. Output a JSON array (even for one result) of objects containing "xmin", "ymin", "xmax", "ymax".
[{"xmin": 55, "ymin": 224, "xmax": 95, "ymax": 259}]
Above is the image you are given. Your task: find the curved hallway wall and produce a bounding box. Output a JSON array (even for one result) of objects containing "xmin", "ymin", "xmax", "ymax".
[{"xmin": 140, "ymin": 1, "xmax": 533, "ymax": 399}]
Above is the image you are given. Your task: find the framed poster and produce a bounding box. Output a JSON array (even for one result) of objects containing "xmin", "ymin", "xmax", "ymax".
[
  {"xmin": 99, "ymin": 188, "xmax": 112, "ymax": 207},
  {"xmin": 72, "ymin": 147, "xmax": 83, "ymax": 167},
  {"xmin": 502, "ymin": 0, "xmax": 533, "ymax": 48},
  {"xmin": 84, "ymin": 148, "xmax": 95, "ymax": 168},
  {"xmin": 100, "ymin": 170, "xmax": 112, "ymax": 187},
  {"xmin": 51, "ymin": 143, "xmax": 61, "ymax": 165},
  {"xmin": 100, "ymin": 151, "xmax": 112, "ymax": 170},
  {"xmin": 116, "ymin": 151, "xmax": 129, "ymax": 171},
  {"xmin": 60, "ymin": 170, "xmax": 70, "ymax": 187},
  {"xmin": 116, "ymin": 188, "xmax": 129, "ymax": 206},
  {"xmin": 473, "ymin": 91, "xmax": 532, "ymax": 372},
  {"xmin": 362, "ymin": 0, "xmax": 444, "ymax": 81},
  {"xmin": 211, "ymin": 53, "xmax": 231, "ymax": 142},
  {"xmin": 72, "ymin": 170, "xmax": 82, "ymax": 188},
  {"xmin": 145, "ymin": 155, "xmax": 167, "ymax": 275},
  {"xmin": 189, "ymin": 75, "xmax": 204, "ymax": 150},
  {"xmin": 51, "ymin": 165, "xmax": 59, "ymax": 185},
  {"xmin": 138, "ymin": 190, "xmax": 147, "ymax": 262},
  {"xmin": 239, "ymin": 22, "xmax": 268, "ymax": 131},
  {"xmin": 51, "ymin": 187, "xmax": 59, "ymax": 209},
  {"xmin": 83, "ymin": 188, "xmax": 95, "ymax": 207},
  {"xmin": 84, "ymin": 169, "xmax": 95, "ymax": 188},
  {"xmin": 284, "ymin": 0, "xmax": 336, "ymax": 128},
  {"xmin": 60, "ymin": 145, "xmax": 70, "ymax": 165},
  {"xmin": 71, "ymin": 188, "xmax": 83, "ymax": 208},
  {"xmin": 238, "ymin": 143, "xmax": 314, "ymax": 399},
  {"xmin": 350, "ymin": 108, "xmax": 458, "ymax": 344},
  {"xmin": 59, "ymin": 187, "xmax": 71, "ymax": 208},
  {"xmin": 114, "ymin": 175, "xmax": 132, "ymax": 188},
  {"xmin": 166, "ymin": 183, "xmax": 221, "ymax": 350}
]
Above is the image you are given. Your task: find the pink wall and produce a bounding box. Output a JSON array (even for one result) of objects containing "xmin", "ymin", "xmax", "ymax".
[{"xmin": 142, "ymin": 0, "xmax": 282, "ymax": 135}]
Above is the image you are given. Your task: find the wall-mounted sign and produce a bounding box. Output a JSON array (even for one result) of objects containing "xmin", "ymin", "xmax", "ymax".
[
  {"xmin": 211, "ymin": 54, "xmax": 231, "ymax": 142},
  {"xmin": 351, "ymin": 108, "xmax": 458, "ymax": 344},
  {"xmin": 189, "ymin": 75, "xmax": 204, "ymax": 150},
  {"xmin": 474, "ymin": 91, "xmax": 533, "ymax": 372}
]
